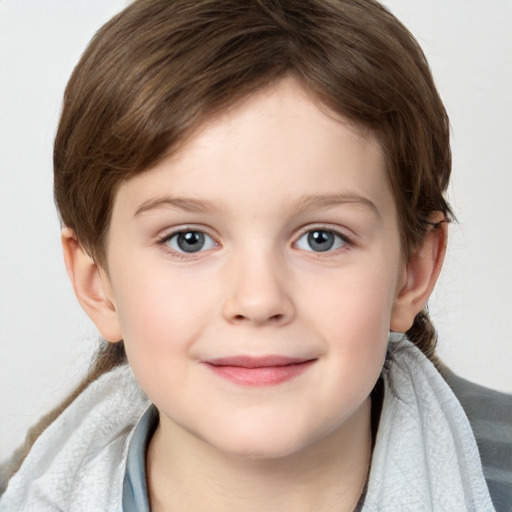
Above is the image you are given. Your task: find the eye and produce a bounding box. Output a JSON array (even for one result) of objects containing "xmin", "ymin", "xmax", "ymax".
[
  {"xmin": 164, "ymin": 230, "xmax": 216, "ymax": 254},
  {"xmin": 295, "ymin": 229, "xmax": 348, "ymax": 253}
]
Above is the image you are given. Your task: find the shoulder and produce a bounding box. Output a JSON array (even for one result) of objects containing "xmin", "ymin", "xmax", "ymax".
[
  {"xmin": 0, "ymin": 364, "xmax": 150, "ymax": 511},
  {"xmin": 440, "ymin": 364, "xmax": 512, "ymax": 511}
]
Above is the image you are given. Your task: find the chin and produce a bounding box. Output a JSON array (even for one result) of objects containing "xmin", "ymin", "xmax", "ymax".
[
  {"xmin": 221, "ymin": 440, "xmax": 307, "ymax": 461},
  {"xmin": 203, "ymin": 423, "xmax": 324, "ymax": 461}
]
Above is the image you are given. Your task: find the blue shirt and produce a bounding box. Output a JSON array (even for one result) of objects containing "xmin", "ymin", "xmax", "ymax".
[{"xmin": 122, "ymin": 406, "xmax": 158, "ymax": 512}]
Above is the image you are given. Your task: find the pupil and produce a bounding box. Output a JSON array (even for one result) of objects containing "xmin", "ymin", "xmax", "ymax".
[
  {"xmin": 177, "ymin": 231, "xmax": 204, "ymax": 253},
  {"xmin": 308, "ymin": 230, "xmax": 334, "ymax": 252}
]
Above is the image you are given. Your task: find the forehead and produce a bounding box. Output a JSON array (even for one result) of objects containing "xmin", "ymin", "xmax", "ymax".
[{"xmin": 113, "ymin": 79, "xmax": 396, "ymax": 225}]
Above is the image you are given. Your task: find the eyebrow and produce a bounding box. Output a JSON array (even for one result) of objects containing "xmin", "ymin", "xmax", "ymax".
[
  {"xmin": 288, "ymin": 193, "xmax": 381, "ymax": 218},
  {"xmin": 134, "ymin": 192, "xmax": 380, "ymax": 218},
  {"xmin": 134, "ymin": 196, "xmax": 220, "ymax": 217}
]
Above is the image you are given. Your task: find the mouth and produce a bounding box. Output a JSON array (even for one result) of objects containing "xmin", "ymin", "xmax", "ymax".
[{"xmin": 203, "ymin": 356, "xmax": 317, "ymax": 386}]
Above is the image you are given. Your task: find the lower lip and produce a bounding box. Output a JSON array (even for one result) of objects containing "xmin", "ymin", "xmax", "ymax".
[{"xmin": 205, "ymin": 360, "xmax": 315, "ymax": 386}]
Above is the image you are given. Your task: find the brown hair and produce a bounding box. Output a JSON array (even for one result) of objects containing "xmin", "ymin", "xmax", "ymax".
[
  {"xmin": 55, "ymin": 0, "xmax": 451, "ymax": 353},
  {"xmin": 16, "ymin": 0, "xmax": 452, "ymax": 473}
]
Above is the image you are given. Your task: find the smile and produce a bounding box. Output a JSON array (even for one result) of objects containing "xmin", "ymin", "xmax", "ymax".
[{"xmin": 203, "ymin": 356, "xmax": 317, "ymax": 386}]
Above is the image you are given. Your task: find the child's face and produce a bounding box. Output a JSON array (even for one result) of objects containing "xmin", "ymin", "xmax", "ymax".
[{"xmin": 101, "ymin": 79, "xmax": 407, "ymax": 458}]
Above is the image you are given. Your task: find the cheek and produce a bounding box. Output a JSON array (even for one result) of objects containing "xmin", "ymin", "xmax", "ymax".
[
  {"xmin": 304, "ymin": 259, "xmax": 398, "ymax": 339},
  {"xmin": 114, "ymin": 257, "xmax": 205, "ymax": 335},
  {"xmin": 110, "ymin": 264, "xmax": 212, "ymax": 386},
  {"xmin": 322, "ymin": 284, "xmax": 390, "ymax": 377},
  {"xmin": 300, "ymin": 258, "xmax": 398, "ymax": 387}
]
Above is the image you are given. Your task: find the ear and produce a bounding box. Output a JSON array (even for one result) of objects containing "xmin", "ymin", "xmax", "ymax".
[
  {"xmin": 390, "ymin": 214, "xmax": 448, "ymax": 332},
  {"xmin": 61, "ymin": 228, "xmax": 123, "ymax": 343}
]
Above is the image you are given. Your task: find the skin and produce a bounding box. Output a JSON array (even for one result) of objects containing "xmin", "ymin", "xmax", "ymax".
[{"xmin": 63, "ymin": 78, "xmax": 446, "ymax": 511}]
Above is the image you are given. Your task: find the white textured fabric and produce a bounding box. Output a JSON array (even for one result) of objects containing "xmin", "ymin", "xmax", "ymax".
[
  {"xmin": 0, "ymin": 339, "xmax": 495, "ymax": 511},
  {"xmin": 0, "ymin": 365, "xmax": 150, "ymax": 512},
  {"xmin": 363, "ymin": 336, "xmax": 495, "ymax": 511}
]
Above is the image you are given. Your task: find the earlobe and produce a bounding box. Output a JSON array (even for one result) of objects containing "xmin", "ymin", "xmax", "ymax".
[
  {"xmin": 61, "ymin": 228, "xmax": 123, "ymax": 343},
  {"xmin": 390, "ymin": 215, "xmax": 448, "ymax": 333}
]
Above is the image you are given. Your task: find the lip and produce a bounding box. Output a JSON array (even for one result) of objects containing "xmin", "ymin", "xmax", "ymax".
[{"xmin": 203, "ymin": 356, "xmax": 317, "ymax": 386}]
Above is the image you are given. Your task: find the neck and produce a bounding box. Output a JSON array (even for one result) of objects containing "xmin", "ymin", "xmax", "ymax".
[{"xmin": 147, "ymin": 398, "xmax": 372, "ymax": 512}]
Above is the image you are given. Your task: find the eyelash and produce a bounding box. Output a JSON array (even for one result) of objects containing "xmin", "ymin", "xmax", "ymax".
[
  {"xmin": 294, "ymin": 226, "xmax": 354, "ymax": 255},
  {"xmin": 156, "ymin": 228, "xmax": 218, "ymax": 259},
  {"xmin": 156, "ymin": 225, "xmax": 354, "ymax": 259}
]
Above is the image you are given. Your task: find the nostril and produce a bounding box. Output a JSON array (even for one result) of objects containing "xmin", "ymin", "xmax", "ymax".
[{"xmin": 231, "ymin": 313, "xmax": 284, "ymax": 323}]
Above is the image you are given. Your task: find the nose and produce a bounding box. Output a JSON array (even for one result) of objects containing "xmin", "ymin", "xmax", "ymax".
[{"xmin": 222, "ymin": 251, "xmax": 295, "ymax": 326}]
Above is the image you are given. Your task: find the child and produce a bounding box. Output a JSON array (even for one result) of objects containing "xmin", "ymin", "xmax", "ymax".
[{"xmin": 1, "ymin": 0, "xmax": 510, "ymax": 510}]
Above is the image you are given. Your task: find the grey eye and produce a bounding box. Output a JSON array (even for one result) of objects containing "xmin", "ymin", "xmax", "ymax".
[
  {"xmin": 167, "ymin": 231, "xmax": 216, "ymax": 253},
  {"xmin": 296, "ymin": 229, "xmax": 346, "ymax": 252}
]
